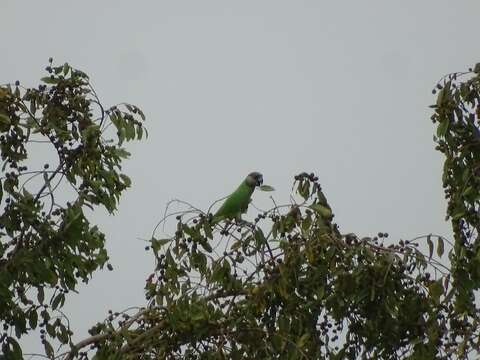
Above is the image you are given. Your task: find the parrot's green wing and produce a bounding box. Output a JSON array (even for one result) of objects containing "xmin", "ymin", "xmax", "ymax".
[
  {"xmin": 212, "ymin": 172, "xmax": 263, "ymax": 224},
  {"xmin": 213, "ymin": 181, "xmax": 254, "ymax": 223}
]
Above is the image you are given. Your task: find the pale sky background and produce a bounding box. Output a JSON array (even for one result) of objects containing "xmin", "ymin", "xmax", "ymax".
[{"xmin": 2, "ymin": 0, "xmax": 479, "ymax": 355}]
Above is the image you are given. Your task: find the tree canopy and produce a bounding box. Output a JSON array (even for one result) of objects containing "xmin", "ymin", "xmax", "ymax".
[
  {"xmin": 1, "ymin": 61, "xmax": 480, "ymax": 359},
  {"xmin": 0, "ymin": 60, "xmax": 145, "ymax": 359}
]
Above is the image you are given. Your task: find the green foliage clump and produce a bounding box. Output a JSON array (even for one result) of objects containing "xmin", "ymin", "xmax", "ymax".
[
  {"xmin": 79, "ymin": 172, "xmax": 450, "ymax": 359},
  {"xmin": 430, "ymin": 63, "xmax": 480, "ymax": 357},
  {"xmin": 0, "ymin": 60, "xmax": 145, "ymax": 359}
]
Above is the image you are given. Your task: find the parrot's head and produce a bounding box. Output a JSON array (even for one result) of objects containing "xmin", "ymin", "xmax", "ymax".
[{"xmin": 245, "ymin": 172, "xmax": 263, "ymax": 188}]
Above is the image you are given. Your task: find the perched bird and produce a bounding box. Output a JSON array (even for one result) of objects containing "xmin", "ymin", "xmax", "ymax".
[{"xmin": 212, "ymin": 172, "xmax": 263, "ymax": 224}]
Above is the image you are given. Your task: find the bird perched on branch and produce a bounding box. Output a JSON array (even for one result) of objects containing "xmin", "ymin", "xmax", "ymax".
[{"xmin": 212, "ymin": 172, "xmax": 263, "ymax": 224}]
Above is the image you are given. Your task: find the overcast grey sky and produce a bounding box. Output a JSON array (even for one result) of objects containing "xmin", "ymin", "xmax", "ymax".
[{"xmin": 2, "ymin": 0, "xmax": 479, "ymax": 354}]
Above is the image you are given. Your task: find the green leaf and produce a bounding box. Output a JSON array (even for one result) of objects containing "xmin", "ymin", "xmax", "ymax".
[
  {"xmin": 259, "ymin": 184, "xmax": 275, "ymax": 191},
  {"xmin": 199, "ymin": 239, "xmax": 212, "ymax": 253},
  {"xmin": 28, "ymin": 310, "xmax": 38, "ymax": 329},
  {"xmin": 192, "ymin": 251, "xmax": 207, "ymax": 273},
  {"xmin": 46, "ymin": 323, "xmax": 56, "ymax": 338},
  {"xmin": 428, "ymin": 279, "xmax": 443, "ymax": 304},
  {"xmin": 62, "ymin": 62, "xmax": 70, "ymax": 76},
  {"xmin": 125, "ymin": 121, "xmax": 135, "ymax": 140},
  {"xmin": 473, "ymin": 63, "xmax": 480, "ymax": 74},
  {"xmin": 150, "ymin": 238, "xmax": 171, "ymax": 253},
  {"xmin": 426, "ymin": 234, "xmax": 433, "ymax": 259},
  {"xmin": 254, "ymin": 228, "xmax": 266, "ymax": 247},
  {"xmin": 301, "ymin": 214, "xmax": 312, "ymax": 234},
  {"xmin": 37, "ymin": 287, "xmax": 45, "ymax": 304},
  {"xmin": 5, "ymin": 337, "xmax": 23, "ymax": 360},
  {"xmin": 51, "ymin": 293, "xmax": 65, "ymax": 310},
  {"xmin": 272, "ymin": 334, "xmax": 285, "ymax": 352},
  {"xmin": 203, "ymin": 222, "xmax": 213, "ymax": 240},
  {"xmin": 57, "ymin": 324, "xmax": 69, "ymax": 344},
  {"xmin": 14, "ymin": 316, "xmax": 26, "ymax": 338},
  {"xmin": 436, "ymin": 236, "xmax": 444, "ymax": 258},
  {"xmin": 120, "ymin": 174, "xmax": 131, "ymax": 187},
  {"xmin": 437, "ymin": 118, "xmax": 449, "ymax": 137},
  {"xmin": 41, "ymin": 76, "xmax": 59, "ymax": 84},
  {"xmin": 191, "ymin": 308, "xmax": 206, "ymax": 322},
  {"xmin": 317, "ymin": 286, "xmax": 325, "ymax": 300},
  {"xmin": 44, "ymin": 339, "xmax": 54, "ymax": 358},
  {"xmin": 115, "ymin": 148, "xmax": 131, "ymax": 159},
  {"xmin": 137, "ymin": 124, "xmax": 144, "ymax": 140},
  {"xmin": 436, "ymin": 88, "xmax": 445, "ymax": 106},
  {"xmin": 296, "ymin": 333, "xmax": 310, "ymax": 347},
  {"xmin": 278, "ymin": 315, "xmax": 290, "ymax": 333},
  {"xmin": 222, "ymin": 258, "xmax": 231, "ymax": 273},
  {"xmin": 462, "ymin": 186, "xmax": 475, "ymax": 198},
  {"xmin": 137, "ymin": 108, "xmax": 146, "ymax": 120},
  {"xmin": 118, "ymin": 127, "xmax": 126, "ymax": 145},
  {"xmin": 0, "ymin": 112, "xmax": 11, "ymax": 125},
  {"xmin": 309, "ymin": 203, "xmax": 332, "ymax": 218},
  {"xmin": 298, "ymin": 180, "xmax": 310, "ymax": 200}
]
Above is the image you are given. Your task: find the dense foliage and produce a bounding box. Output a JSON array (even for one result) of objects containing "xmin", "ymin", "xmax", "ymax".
[
  {"xmin": 0, "ymin": 61, "xmax": 145, "ymax": 359},
  {"xmin": 78, "ymin": 174, "xmax": 448, "ymax": 359},
  {"xmin": 429, "ymin": 62, "xmax": 480, "ymax": 356}
]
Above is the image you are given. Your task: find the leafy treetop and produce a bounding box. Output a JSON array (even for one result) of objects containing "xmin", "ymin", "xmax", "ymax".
[{"xmin": 0, "ymin": 60, "xmax": 146, "ymax": 359}]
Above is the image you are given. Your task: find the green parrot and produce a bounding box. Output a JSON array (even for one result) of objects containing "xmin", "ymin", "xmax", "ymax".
[{"xmin": 212, "ymin": 172, "xmax": 263, "ymax": 224}]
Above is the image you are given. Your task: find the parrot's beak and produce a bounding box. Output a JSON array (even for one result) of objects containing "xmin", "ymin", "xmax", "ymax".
[{"xmin": 256, "ymin": 177, "xmax": 263, "ymax": 187}]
